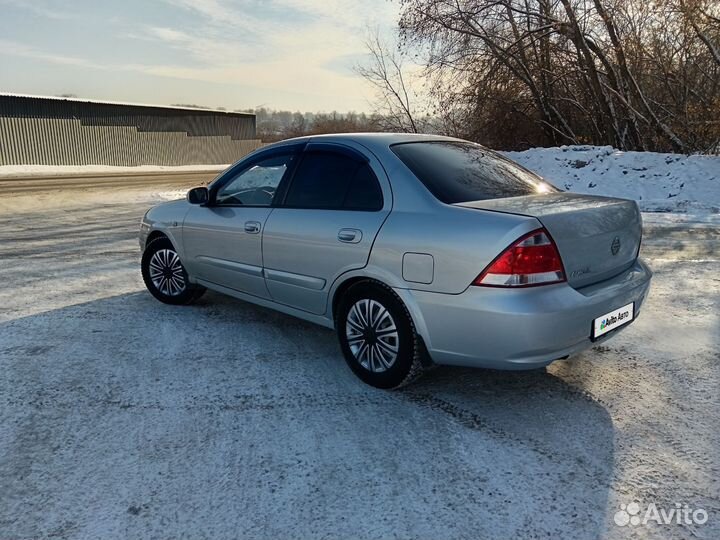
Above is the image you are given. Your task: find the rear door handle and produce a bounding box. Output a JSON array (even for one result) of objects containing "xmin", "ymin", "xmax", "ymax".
[
  {"xmin": 244, "ymin": 221, "xmax": 261, "ymax": 234},
  {"xmin": 338, "ymin": 228, "xmax": 362, "ymax": 243}
]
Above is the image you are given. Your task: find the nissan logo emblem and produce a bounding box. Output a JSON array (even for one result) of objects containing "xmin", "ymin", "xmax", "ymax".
[{"xmin": 611, "ymin": 236, "xmax": 621, "ymax": 255}]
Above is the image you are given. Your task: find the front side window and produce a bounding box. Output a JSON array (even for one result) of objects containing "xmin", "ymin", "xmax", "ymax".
[
  {"xmin": 391, "ymin": 141, "xmax": 558, "ymax": 204},
  {"xmin": 215, "ymin": 153, "xmax": 294, "ymax": 206},
  {"xmin": 284, "ymin": 151, "xmax": 383, "ymax": 211}
]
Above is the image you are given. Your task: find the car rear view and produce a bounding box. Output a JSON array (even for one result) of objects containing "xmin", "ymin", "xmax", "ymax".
[{"xmin": 389, "ymin": 140, "xmax": 652, "ymax": 369}]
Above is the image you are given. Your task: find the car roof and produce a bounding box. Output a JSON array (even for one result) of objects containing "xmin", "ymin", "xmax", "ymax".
[{"xmin": 268, "ymin": 132, "xmax": 465, "ymax": 153}]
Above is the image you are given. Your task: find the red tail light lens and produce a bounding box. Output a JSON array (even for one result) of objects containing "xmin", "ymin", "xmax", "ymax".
[{"xmin": 473, "ymin": 229, "xmax": 565, "ymax": 287}]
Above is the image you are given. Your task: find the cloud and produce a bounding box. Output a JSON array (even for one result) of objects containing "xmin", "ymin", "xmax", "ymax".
[
  {"xmin": 147, "ymin": 0, "xmax": 402, "ymax": 81},
  {"xmin": 0, "ymin": 0, "xmax": 403, "ymax": 110},
  {"xmin": 0, "ymin": 39, "xmax": 102, "ymax": 68},
  {"xmin": 140, "ymin": 0, "xmax": 388, "ymax": 72},
  {"xmin": 0, "ymin": 38, "xmax": 369, "ymax": 109},
  {"xmin": 139, "ymin": 25, "xmax": 265, "ymax": 66},
  {"xmin": 163, "ymin": 0, "xmax": 240, "ymax": 24},
  {"xmin": 0, "ymin": 0, "xmax": 73, "ymax": 20},
  {"xmin": 145, "ymin": 27, "xmax": 192, "ymax": 44},
  {"xmin": 271, "ymin": 0, "xmax": 398, "ymax": 28},
  {"xmin": 161, "ymin": 0, "xmax": 264, "ymax": 34}
]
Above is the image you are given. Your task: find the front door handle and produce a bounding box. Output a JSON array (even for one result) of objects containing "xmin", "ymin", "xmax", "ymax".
[
  {"xmin": 244, "ymin": 221, "xmax": 261, "ymax": 234},
  {"xmin": 338, "ymin": 228, "xmax": 362, "ymax": 243}
]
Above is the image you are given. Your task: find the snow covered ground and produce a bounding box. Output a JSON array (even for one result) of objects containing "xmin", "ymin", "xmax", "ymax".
[
  {"xmin": 0, "ymin": 164, "xmax": 228, "ymax": 178},
  {"xmin": 0, "ymin": 160, "xmax": 718, "ymax": 539},
  {"xmin": 505, "ymin": 145, "xmax": 720, "ymax": 215}
]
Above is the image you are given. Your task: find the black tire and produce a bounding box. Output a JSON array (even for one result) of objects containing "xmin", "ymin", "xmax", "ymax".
[
  {"xmin": 141, "ymin": 237, "xmax": 205, "ymax": 305},
  {"xmin": 336, "ymin": 281, "xmax": 424, "ymax": 389}
]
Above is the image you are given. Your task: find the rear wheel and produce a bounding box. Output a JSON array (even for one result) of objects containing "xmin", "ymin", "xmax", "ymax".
[
  {"xmin": 141, "ymin": 237, "xmax": 205, "ymax": 305},
  {"xmin": 336, "ymin": 282, "xmax": 423, "ymax": 389}
]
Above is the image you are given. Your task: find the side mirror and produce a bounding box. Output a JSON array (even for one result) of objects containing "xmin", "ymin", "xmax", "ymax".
[{"xmin": 187, "ymin": 186, "xmax": 209, "ymax": 205}]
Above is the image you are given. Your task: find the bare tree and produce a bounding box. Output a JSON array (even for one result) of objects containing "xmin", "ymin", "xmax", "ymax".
[
  {"xmin": 676, "ymin": 0, "xmax": 720, "ymax": 64},
  {"xmin": 390, "ymin": 0, "xmax": 720, "ymax": 152},
  {"xmin": 355, "ymin": 31, "xmax": 423, "ymax": 133}
]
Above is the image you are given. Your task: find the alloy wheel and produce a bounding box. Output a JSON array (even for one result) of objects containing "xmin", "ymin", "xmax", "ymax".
[
  {"xmin": 148, "ymin": 248, "xmax": 186, "ymax": 296},
  {"xmin": 345, "ymin": 299, "xmax": 399, "ymax": 372}
]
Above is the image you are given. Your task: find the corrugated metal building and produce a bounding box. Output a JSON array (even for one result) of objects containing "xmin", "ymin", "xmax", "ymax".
[{"xmin": 0, "ymin": 94, "xmax": 262, "ymax": 166}]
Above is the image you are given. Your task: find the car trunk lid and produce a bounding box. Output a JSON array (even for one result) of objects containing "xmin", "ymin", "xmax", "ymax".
[{"xmin": 457, "ymin": 193, "xmax": 642, "ymax": 289}]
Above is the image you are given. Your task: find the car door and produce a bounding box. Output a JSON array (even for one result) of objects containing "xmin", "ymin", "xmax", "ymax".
[
  {"xmin": 182, "ymin": 147, "xmax": 300, "ymax": 298},
  {"xmin": 262, "ymin": 142, "xmax": 391, "ymax": 314}
]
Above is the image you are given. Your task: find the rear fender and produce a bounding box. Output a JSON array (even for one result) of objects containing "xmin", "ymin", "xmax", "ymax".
[
  {"xmin": 327, "ymin": 266, "xmax": 407, "ymax": 320},
  {"xmin": 326, "ymin": 267, "xmax": 435, "ymax": 350},
  {"xmin": 369, "ymin": 205, "xmax": 541, "ymax": 294}
]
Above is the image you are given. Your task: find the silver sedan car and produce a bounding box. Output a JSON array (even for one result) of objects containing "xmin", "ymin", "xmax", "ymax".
[{"xmin": 139, "ymin": 134, "xmax": 652, "ymax": 388}]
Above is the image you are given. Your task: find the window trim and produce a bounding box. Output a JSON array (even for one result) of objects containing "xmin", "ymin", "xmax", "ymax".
[
  {"xmin": 278, "ymin": 144, "xmax": 384, "ymax": 212},
  {"xmin": 208, "ymin": 144, "xmax": 304, "ymax": 208}
]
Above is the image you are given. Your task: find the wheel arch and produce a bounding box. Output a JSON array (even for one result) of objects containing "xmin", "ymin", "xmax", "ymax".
[
  {"xmin": 331, "ymin": 276, "xmax": 370, "ymax": 324},
  {"xmin": 144, "ymin": 229, "xmax": 185, "ymax": 258},
  {"xmin": 330, "ymin": 274, "xmax": 434, "ymax": 369},
  {"xmin": 328, "ymin": 267, "xmax": 403, "ymax": 321},
  {"xmin": 145, "ymin": 230, "xmax": 169, "ymax": 249},
  {"xmin": 328, "ymin": 271, "xmax": 432, "ymax": 358}
]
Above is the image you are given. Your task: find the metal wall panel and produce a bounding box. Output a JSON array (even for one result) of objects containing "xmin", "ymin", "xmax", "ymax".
[{"xmin": 0, "ymin": 95, "xmax": 261, "ymax": 166}]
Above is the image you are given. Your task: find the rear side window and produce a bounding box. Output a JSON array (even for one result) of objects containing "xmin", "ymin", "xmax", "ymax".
[
  {"xmin": 344, "ymin": 164, "xmax": 383, "ymax": 210},
  {"xmin": 284, "ymin": 150, "xmax": 383, "ymax": 210},
  {"xmin": 391, "ymin": 141, "xmax": 558, "ymax": 204}
]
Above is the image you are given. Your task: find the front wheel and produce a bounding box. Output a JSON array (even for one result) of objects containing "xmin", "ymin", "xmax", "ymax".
[
  {"xmin": 141, "ymin": 237, "xmax": 205, "ymax": 305},
  {"xmin": 336, "ymin": 282, "xmax": 423, "ymax": 389}
]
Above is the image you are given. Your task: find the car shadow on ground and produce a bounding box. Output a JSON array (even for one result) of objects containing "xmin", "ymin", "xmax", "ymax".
[{"xmin": 0, "ymin": 290, "xmax": 616, "ymax": 539}]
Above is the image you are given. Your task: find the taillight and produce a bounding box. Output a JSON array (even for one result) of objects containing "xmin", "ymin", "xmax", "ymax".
[{"xmin": 473, "ymin": 228, "xmax": 565, "ymax": 287}]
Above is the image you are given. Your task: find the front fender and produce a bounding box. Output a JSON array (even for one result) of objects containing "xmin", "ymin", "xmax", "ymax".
[{"xmin": 139, "ymin": 200, "xmax": 191, "ymax": 259}]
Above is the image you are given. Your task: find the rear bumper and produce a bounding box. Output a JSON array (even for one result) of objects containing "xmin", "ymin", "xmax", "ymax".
[{"xmin": 397, "ymin": 258, "xmax": 652, "ymax": 369}]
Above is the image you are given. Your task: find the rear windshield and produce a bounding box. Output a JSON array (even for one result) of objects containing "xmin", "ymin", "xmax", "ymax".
[{"xmin": 391, "ymin": 141, "xmax": 558, "ymax": 204}]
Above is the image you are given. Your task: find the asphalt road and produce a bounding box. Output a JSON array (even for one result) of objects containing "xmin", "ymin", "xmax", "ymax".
[
  {"xmin": 0, "ymin": 177, "xmax": 718, "ymax": 539},
  {"xmin": 0, "ymin": 170, "xmax": 219, "ymax": 194}
]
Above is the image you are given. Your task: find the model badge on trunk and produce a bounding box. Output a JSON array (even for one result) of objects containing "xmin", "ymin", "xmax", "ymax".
[{"xmin": 611, "ymin": 236, "xmax": 621, "ymax": 255}]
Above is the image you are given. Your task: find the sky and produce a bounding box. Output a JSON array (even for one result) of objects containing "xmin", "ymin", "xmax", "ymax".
[{"xmin": 0, "ymin": 0, "xmax": 400, "ymax": 112}]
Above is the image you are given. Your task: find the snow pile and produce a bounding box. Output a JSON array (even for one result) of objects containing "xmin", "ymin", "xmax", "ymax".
[{"xmin": 504, "ymin": 145, "xmax": 720, "ymax": 214}]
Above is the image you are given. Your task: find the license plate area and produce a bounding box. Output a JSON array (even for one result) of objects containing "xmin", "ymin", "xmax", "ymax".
[{"xmin": 592, "ymin": 302, "xmax": 634, "ymax": 340}]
